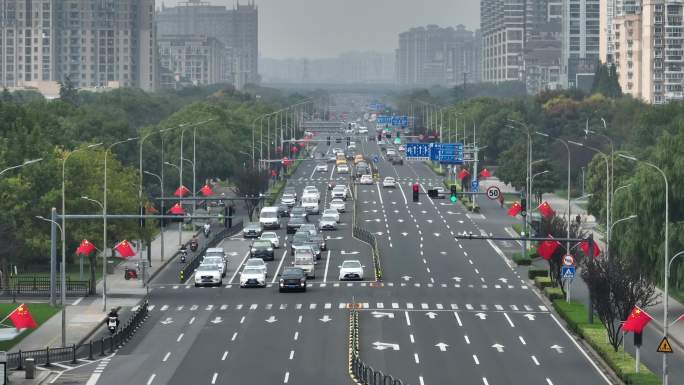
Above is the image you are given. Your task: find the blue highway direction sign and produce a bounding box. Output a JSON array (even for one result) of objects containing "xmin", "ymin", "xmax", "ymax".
[{"xmin": 405, "ymin": 143, "xmax": 432, "ymax": 160}]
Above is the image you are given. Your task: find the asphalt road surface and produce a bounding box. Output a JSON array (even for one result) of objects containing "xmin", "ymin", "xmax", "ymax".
[{"xmin": 53, "ymin": 128, "xmax": 615, "ymax": 385}]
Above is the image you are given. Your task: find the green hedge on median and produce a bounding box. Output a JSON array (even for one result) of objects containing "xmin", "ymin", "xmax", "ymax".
[
  {"xmin": 544, "ymin": 287, "xmax": 564, "ymax": 301},
  {"xmin": 534, "ymin": 276, "xmax": 553, "ymax": 289},
  {"xmin": 528, "ymin": 267, "xmax": 548, "ymax": 280},
  {"xmin": 512, "ymin": 252, "xmax": 532, "ymax": 266}
]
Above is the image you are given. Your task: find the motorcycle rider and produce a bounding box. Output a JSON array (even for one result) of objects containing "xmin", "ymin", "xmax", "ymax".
[
  {"xmin": 190, "ymin": 235, "xmax": 199, "ymax": 251},
  {"xmin": 180, "ymin": 243, "xmax": 188, "ymax": 263},
  {"xmin": 203, "ymin": 222, "xmax": 211, "ymax": 237},
  {"xmin": 107, "ymin": 308, "xmax": 120, "ymax": 333}
]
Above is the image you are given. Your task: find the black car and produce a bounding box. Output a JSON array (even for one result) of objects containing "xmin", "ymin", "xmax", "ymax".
[
  {"xmin": 277, "ymin": 204, "xmax": 290, "ymax": 217},
  {"xmin": 290, "ymin": 207, "xmax": 308, "ymax": 221},
  {"xmin": 287, "ymin": 216, "xmax": 306, "ymax": 234},
  {"xmin": 250, "ymin": 240, "xmax": 275, "ymax": 261},
  {"xmin": 243, "ymin": 223, "xmax": 262, "ymax": 238},
  {"xmin": 290, "ymin": 231, "xmax": 322, "ymax": 259},
  {"xmin": 335, "ymin": 137, "xmax": 342, "ymax": 143},
  {"xmin": 391, "ymin": 156, "xmax": 403, "ymax": 165},
  {"xmin": 279, "ymin": 267, "xmax": 307, "ymax": 292}
]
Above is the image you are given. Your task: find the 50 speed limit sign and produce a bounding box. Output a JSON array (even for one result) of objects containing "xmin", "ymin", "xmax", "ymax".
[{"xmin": 486, "ymin": 186, "xmax": 501, "ymax": 200}]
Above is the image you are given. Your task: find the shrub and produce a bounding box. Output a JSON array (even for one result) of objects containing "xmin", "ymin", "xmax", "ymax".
[
  {"xmin": 512, "ymin": 253, "xmax": 532, "ymax": 266},
  {"xmin": 534, "ymin": 276, "xmax": 553, "ymax": 289},
  {"xmin": 528, "ymin": 267, "xmax": 548, "ymax": 279},
  {"xmin": 544, "ymin": 287, "xmax": 564, "ymax": 301}
]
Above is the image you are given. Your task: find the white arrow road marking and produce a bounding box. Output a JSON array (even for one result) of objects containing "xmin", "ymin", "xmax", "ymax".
[
  {"xmin": 375, "ymin": 232, "xmax": 384, "ymax": 236},
  {"xmin": 397, "ymin": 219, "xmax": 404, "ymax": 223},
  {"xmin": 433, "ymin": 233, "xmax": 440, "ymax": 237},
  {"xmin": 160, "ymin": 317, "xmax": 173, "ymax": 325},
  {"xmin": 326, "ymin": 236, "xmax": 343, "ymax": 240},
  {"xmin": 426, "ymin": 219, "xmax": 433, "ymax": 223},
  {"xmin": 402, "ymin": 275, "xmax": 412, "ymax": 281},
  {"xmin": 210, "ymin": 317, "xmax": 222, "ymax": 324},
  {"xmin": 475, "ymin": 313, "xmax": 487, "ymax": 320},
  {"xmin": 550, "ymin": 345, "xmax": 564, "ymax": 353},
  {"xmin": 319, "ymin": 315, "xmax": 332, "ymax": 323},
  {"xmin": 401, "ymin": 232, "xmax": 408, "ymax": 236},
  {"xmin": 498, "ymin": 278, "xmax": 508, "ymax": 283},
  {"xmin": 524, "ymin": 314, "xmax": 536, "ymax": 320},
  {"xmin": 435, "ymin": 342, "xmax": 449, "ymax": 352},
  {"xmin": 393, "ymin": 210, "xmax": 400, "ymax": 213},
  {"xmin": 372, "ymin": 342, "xmax": 400, "ymax": 351},
  {"xmin": 421, "ymin": 210, "xmax": 427, "ymax": 214},
  {"xmin": 440, "ymin": 251, "xmax": 447, "ymax": 255},
  {"xmin": 372, "ymin": 311, "xmax": 395, "ymax": 319},
  {"xmin": 341, "ymin": 250, "xmax": 360, "ymax": 255},
  {"xmin": 265, "ymin": 316, "xmax": 278, "ymax": 323},
  {"xmin": 457, "ymin": 220, "xmax": 464, "ymax": 224},
  {"xmin": 492, "ymin": 343, "xmax": 505, "ymax": 352},
  {"xmin": 452, "ymin": 276, "xmax": 462, "ymax": 282},
  {"xmin": 425, "ymin": 312, "xmax": 437, "ymax": 319}
]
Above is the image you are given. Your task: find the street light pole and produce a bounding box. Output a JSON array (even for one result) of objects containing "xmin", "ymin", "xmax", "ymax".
[
  {"xmin": 61, "ymin": 142, "xmax": 102, "ymax": 347},
  {"xmin": 538, "ymin": 132, "xmax": 571, "ymax": 256},
  {"xmin": 619, "ymin": 153, "xmax": 669, "ymax": 385},
  {"xmin": 0, "ymin": 158, "xmax": 43, "ymax": 177},
  {"xmin": 165, "ymin": 161, "xmax": 182, "ymax": 245},
  {"xmin": 143, "ymin": 171, "xmax": 164, "ymax": 264},
  {"xmin": 507, "ymin": 120, "xmax": 532, "ymax": 261}
]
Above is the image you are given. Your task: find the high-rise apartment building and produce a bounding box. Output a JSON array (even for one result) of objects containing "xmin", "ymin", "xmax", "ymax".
[
  {"xmin": 158, "ymin": 35, "xmax": 234, "ymax": 88},
  {"xmin": 156, "ymin": 0, "xmax": 258, "ymax": 88},
  {"xmin": 562, "ymin": 0, "xmax": 601, "ymax": 90},
  {"xmin": 524, "ymin": 0, "xmax": 563, "ymax": 93},
  {"xmin": 0, "ymin": 0, "xmax": 157, "ymax": 92},
  {"xmin": 396, "ymin": 25, "xmax": 481, "ymax": 86},
  {"xmin": 480, "ymin": 0, "xmax": 525, "ymax": 83}
]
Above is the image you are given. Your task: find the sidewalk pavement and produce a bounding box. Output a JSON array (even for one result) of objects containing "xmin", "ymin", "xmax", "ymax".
[{"xmin": 8, "ymin": 226, "xmax": 196, "ymax": 353}]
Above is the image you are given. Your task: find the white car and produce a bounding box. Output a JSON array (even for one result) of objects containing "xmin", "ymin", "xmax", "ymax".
[
  {"xmin": 348, "ymin": 143, "xmax": 356, "ymax": 149},
  {"xmin": 281, "ymin": 193, "xmax": 296, "ymax": 207},
  {"xmin": 260, "ymin": 232, "xmax": 280, "ymax": 248},
  {"xmin": 319, "ymin": 214, "xmax": 338, "ymax": 230},
  {"xmin": 338, "ymin": 260, "xmax": 364, "ymax": 281},
  {"xmin": 240, "ymin": 267, "xmax": 267, "ymax": 288},
  {"xmin": 315, "ymin": 164, "xmax": 328, "ymax": 172},
  {"xmin": 322, "ymin": 208, "xmax": 340, "ymax": 222},
  {"xmin": 337, "ymin": 164, "xmax": 350, "ymax": 173},
  {"xmin": 195, "ymin": 264, "xmax": 222, "ymax": 287},
  {"xmin": 382, "ymin": 177, "xmax": 396, "ymax": 188},
  {"xmin": 204, "ymin": 248, "xmax": 227, "ymax": 272},
  {"xmin": 332, "ymin": 186, "xmax": 347, "ymax": 200},
  {"xmin": 359, "ymin": 174, "xmax": 373, "ymax": 185},
  {"xmin": 201, "ymin": 256, "xmax": 226, "ymax": 277},
  {"xmin": 244, "ymin": 258, "xmax": 267, "ymax": 276},
  {"xmin": 329, "ymin": 198, "xmax": 346, "ymax": 212},
  {"xmin": 386, "ymin": 149, "xmax": 396, "ymax": 156},
  {"xmin": 303, "ymin": 186, "xmax": 319, "ymax": 196}
]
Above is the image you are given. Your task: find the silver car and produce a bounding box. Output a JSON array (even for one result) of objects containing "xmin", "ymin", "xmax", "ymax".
[{"xmin": 319, "ymin": 214, "xmax": 338, "ymax": 230}]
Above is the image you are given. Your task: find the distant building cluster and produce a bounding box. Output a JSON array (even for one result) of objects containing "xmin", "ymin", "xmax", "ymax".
[
  {"xmin": 395, "ymin": 25, "xmax": 482, "ymax": 87},
  {"xmin": 0, "ymin": 0, "xmax": 258, "ymax": 96},
  {"xmin": 260, "ymin": 52, "xmax": 395, "ymax": 84}
]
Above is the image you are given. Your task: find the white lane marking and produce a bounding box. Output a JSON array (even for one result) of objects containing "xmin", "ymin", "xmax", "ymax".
[
  {"xmin": 85, "ymin": 373, "xmax": 101, "ymax": 385},
  {"xmin": 146, "ymin": 374, "xmax": 156, "ymax": 385},
  {"xmin": 519, "ymin": 336, "xmax": 526, "ymax": 345},
  {"xmin": 221, "ymin": 351, "xmax": 229, "ymax": 361},
  {"xmin": 546, "ymin": 379, "xmax": 553, "ymax": 385},
  {"xmin": 503, "ymin": 313, "xmax": 515, "ymax": 328},
  {"xmin": 532, "ymin": 355, "xmax": 540, "ymax": 365},
  {"xmin": 298, "ymin": 315, "xmax": 303, "ymax": 323},
  {"xmin": 549, "ymin": 314, "xmax": 612, "ymax": 384},
  {"xmin": 483, "ymin": 378, "xmax": 489, "ymax": 385},
  {"xmin": 323, "ymin": 250, "xmax": 332, "ymax": 283},
  {"xmin": 211, "ymin": 373, "xmax": 218, "ymax": 384},
  {"xmin": 72, "ymin": 297, "xmax": 84, "ymax": 306},
  {"xmin": 162, "ymin": 352, "xmax": 170, "ymax": 362},
  {"xmin": 454, "ymin": 312, "xmax": 463, "ymax": 327},
  {"xmin": 414, "ymin": 353, "xmax": 420, "ymax": 364},
  {"xmin": 464, "ymin": 335, "xmax": 470, "ymax": 344},
  {"xmin": 294, "ymin": 331, "xmax": 299, "ymax": 341},
  {"xmin": 176, "ymin": 333, "xmax": 183, "ymax": 342},
  {"xmin": 231, "ymin": 332, "xmax": 238, "ymax": 341},
  {"xmin": 473, "ymin": 354, "xmax": 479, "ymax": 365},
  {"xmin": 405, "ymin": 311, "xmax": 411, "ymax": 326},
  {"xmin": 284, "ymin": 371, "xmax": 290, "ymax": 384},
  {"xmin": 419, "ymin": 376, "xmax": 425, "ymax": 385},
  {"xmin": 271, "ymin": 250, "xmax": 288, "ymax": 283},
  {"xmin": 289, "ymin": 350, "xmax": 295, "ymax": 360},
  {"xmin": 375, "ymin": 182, "xmax": 384, "ymax": 205},
  {"xmin": 410, "ymin": 334, "xmax": 415, "ymax": 343},
  {"xmin": 309, "ymin": 166, "xmax": 316, "ymax": 179},
  {"xmin": 240, "ymin": 316, "xmax": 245, "ymax": 324},
  {"xmin": 189, "ymin": 317, "xmax": 195, "ymax": 325},
  {"xmin": 397, "ymin": 183, "xmax": 408, "ymax": 205},
  {"xmin": 229, "ymin": 251, "xmax": 251, "ymax": 284}
]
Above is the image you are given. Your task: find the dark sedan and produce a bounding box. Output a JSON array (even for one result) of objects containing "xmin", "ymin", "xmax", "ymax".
[
  {"xmin": 279, "ymin": 267, "xmax": 307, "ymax": 292},
  {"xmin": 250, "ymin": 240, "xmax": 275, "ymax": 261},
  {"xmin": 287, "ymin": 216, "xmax": 306, "ymax": 234}
]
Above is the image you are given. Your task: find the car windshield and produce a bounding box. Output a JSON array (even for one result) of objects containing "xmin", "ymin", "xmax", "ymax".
[
  {"xmin": 324, "ymin": 209, "xmax": 337, "ymax": 215},
  {"xmin": 322, "ymin": 215, "xmax": 336, "ymax": 221},
  {"xmin": 293, "ymin": 233, "xmax": 309, "ymax": 241},
  {"xmin": 282, "ymin": 194, "xmax": 294, "ymax": 199},
  {"xmin": 291, "ymin": 208, "xmax": 304, "ymax": 213},
  {"xmin": 289, "ymin": 217, "xmax": 305, "ymax": 224},
  {"xmin": 245, "ymin": 259, "xmax": 264, "ymax": 266},
  {"xmin": 295, "ymin": 255, "xmax": 313, "ymax": 263},
  {"xmin": 332, "ymin": 199, "xmax": 343, "ymax": 204},
  {"xmin": 197, "ymin": 264, "xmax": 219, "ymax": 271},
  {"xmin": 205, "ymin": 251, "xmax": 223, "ymax": 258},
  {"xmin": 252, "ymin": 241, "xmax": 271, "ymax": 248},
  {"xmin": 283, "ymin": 268, "xmax": 302, "ymax": 276},
  {"xmin": 342, "ymin": 261, "xmax": 361, "ymax": 268},
  {"xmin": 242, "ymin": 268, "xmax": 262, "ymax": 275},
  {"xmin": 246, "ymin": 223, "xmax": 260, "ymax": 229},
  {"xmin": 203, "ymin": 257, "xmax": 222, "ymax": 264},
  {"xmin": 261, "ymin": 233, "xmax": 275, "ymax": 239}
]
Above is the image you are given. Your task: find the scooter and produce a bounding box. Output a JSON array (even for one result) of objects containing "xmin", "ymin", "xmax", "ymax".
[
  {"xmin": 107, "ymin": 316, "xmax": 119, "ymax": 334},
  {"xmin": 203, "ymin": 226, "xmax": 211, "ymax": 238},
  {"xmin": 124, "ymin": 267, "xmax": 138, "ymax": 280},
  {"xmin": 180, "ymin": 250, "xmax": 187, "ymax": 263}
]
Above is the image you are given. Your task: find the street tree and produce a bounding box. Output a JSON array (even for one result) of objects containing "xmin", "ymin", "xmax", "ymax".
[
  {"xmin": 231, "ymin": 167, "xmax": 270, "ymax": 221},
  {"xmin": 581, "ymin": 256, "xmax": 658, "ymax": 351},
  {"xmin": 537, "ymin": 214, "xmax": 586, "ymax": 293}
]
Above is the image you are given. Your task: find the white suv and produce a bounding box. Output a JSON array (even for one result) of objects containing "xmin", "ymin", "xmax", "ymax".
[
  {"xmin": 359, "ymin": 175, "xmax": 373, "ymax": 185},
  {"xmin": 195, "ymin": 264, "xmax": 222, "ymax": 287}
]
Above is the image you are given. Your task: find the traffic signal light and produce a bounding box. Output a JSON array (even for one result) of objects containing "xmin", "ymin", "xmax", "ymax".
[
  {"xmin": 521, "ymin": 198, "xmax": 527, "ymax": 216},
  {"xmin": 346, "ymin": 136, "xmax": 350, "ymax": 145},
  {"xmin": 396, "ymin": 131, "xmax": 400, "ymax": 138},
  {"xmin": 412, "ymin": 183, "xmax": 419, "ymax": 202},
  {"xmin": 450, "ymin": 185, "xmax": 458, "ymax": 203},
  {"xmin": 327, "ymin": 136, "xmax": 330, "ymax": 146}
]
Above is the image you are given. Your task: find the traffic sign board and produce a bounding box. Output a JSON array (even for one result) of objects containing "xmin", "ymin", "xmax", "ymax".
[
  {"xmin": 372, "ymin": 155, "xmax": 380, "ymax": 164},
  {"xmin": 486, "ymin": 186, "xmax": 501, "ymax": 200},
  {"xmin": 405, "ymin": 143, "xmax": 432, "ymax": 160},
  {"xmin": 563, "ymin": 254, "xmax": 576, "ymax": 266},
  {"xmin": 430, "ymin": 143, "xmax": 464, "ymax": 164},
  {"xmin": 470, "ymin": 180, "xmax": 479, "ymax": 192},
  {"xmin": 376, "ymin": 115, "xmax": 408, "ymax": 126},
  {"xmin": 657, "ymin": 337, "xmax": 673, "ymax": 353},
  {"xmin": 394, "ymin": 137, "xmax": 401, "ymax": 144},
  {"xmin": 561, "ymin": 266, "xmax": 576, "ymax": 279}
]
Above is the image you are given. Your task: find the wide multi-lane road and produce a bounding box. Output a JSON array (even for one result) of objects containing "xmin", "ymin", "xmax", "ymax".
[{"xmin": 59, "ymin": 127, "xmax": 615, "ymax": 385}]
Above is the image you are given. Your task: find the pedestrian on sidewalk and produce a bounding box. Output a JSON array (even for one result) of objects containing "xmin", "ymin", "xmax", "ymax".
[{"xmin": 498, "ymin": 193, "xmax": 504, "ymax": 208}]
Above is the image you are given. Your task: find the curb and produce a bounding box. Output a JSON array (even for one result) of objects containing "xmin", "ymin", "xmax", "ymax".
[{"xmin": 75, "ymin": 305, "xmax": 122, "ymax": 347}]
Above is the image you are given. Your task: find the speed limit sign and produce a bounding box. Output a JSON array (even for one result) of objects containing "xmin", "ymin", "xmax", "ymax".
[{"xmin": 486, "ymin": 186, "xmax": 501, "ymax": 200}]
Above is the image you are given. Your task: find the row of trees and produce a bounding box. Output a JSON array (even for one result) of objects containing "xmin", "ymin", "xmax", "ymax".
[{"xmin": 0, "ymin": 83, "xmax": 311, "ymax": 284}]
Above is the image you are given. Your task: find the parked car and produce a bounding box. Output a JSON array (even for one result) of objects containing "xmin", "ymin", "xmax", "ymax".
[{"xmin": 279, "ymin": 267, "xmax": 307, "ymax": 292}]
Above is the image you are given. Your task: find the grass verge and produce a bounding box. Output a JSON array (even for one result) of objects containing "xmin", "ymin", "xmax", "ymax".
[{"xmin": 0, "ymin": 303, "xmax": 60, "ymax": 351}]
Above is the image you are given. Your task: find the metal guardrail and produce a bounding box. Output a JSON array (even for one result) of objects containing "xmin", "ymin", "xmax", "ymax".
[
  {"xmin": 352, "ymin": 185, "xmax": 383, "ymax": 281},
  {"xmin": 1, "ymin": 276, "xmax": 91, "ymax": 298},
  {"xmin": 179, "ymin": 221, "xmax": 244, "ymax": 282},
  {"xmin": 348, "ymin": 307, "xmax": 404, "ymax": 385},
  {"xmin": 8, "ymin": 296, "xmax": 150, "ymax": 369}
]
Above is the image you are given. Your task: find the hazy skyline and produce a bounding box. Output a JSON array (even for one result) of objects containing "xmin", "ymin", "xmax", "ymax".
[{"xmin": 157, "ymin": 0, "xmax": 480, "ymax": 59}]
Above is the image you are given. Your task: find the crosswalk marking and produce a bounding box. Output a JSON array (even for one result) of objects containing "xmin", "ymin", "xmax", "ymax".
[
  {"xmin": 377, "ymin": 303, "xmax": 384, "ymax": 309},
  {"xmin": 296, "ymin": 304, "xmax": 302, "ymax": 310},
  {"xmin": 407, "ymin": 303, "xmax": 414, "ymax": 309},
  {"xmin": 436, "ymin": 304, "xmax": 443, "ymax": 310},
  {"xmin": 466, "ymin": 304, "xmax": 473, "ymax": 310},
  {"xmin": 421, "ymin": 303, "xmax": 429, "ymax": 309},
  {"xmin": 250, "ymin": 304, "xmax": 258, "ymax": 310},
  {"xmin": 280, "ymin": 304, "xmax": 287, "ymax": 310},
  {"xmin": 495, "ymin": 305, "xmax": 503, "ymax": 311},
  {"xmin": 539, "ymin": 305, "xmax": 548, "ymax": 311},
  {"xmin": 266, "ymin": 304, "xmax": 273, "ymax": 310},
  {"xmin": 510, "ymin": 305, "xmax": 519, "ymax": 311},
  {"xmin": 309, "ymin": 303, "xmax": 317, "ymax": 310},
  {"xmin": 392, "ymin": 303, "xmax": 399, "ymax": 309},
  {"xmin": 220, "ymin": 305, "xmax": 228, "ymax": 310},
  {"xmin": 339, "ymin": 303, "xmax": 346, "ymax": 309},
  {"xmin": 160, "ymin": 305, "xmax": 168, "ymax": 311},
  {"xmin": 324, "ymin": 303, "xmax": 331, "ymax": 309},
  {"xmin": 451, "ymin": 304, "xmax": 459, "ymax": 310},
  {"xmin": 236, "ymin": 304, "xmax": 243, "ymax": 310}
]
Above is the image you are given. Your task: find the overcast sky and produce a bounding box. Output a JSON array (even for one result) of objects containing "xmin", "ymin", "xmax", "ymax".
[{"xmin": 157, "ymin": 0, "xmax": 480, "ymax": 59}]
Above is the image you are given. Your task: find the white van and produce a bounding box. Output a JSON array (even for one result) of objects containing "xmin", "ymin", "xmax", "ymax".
[
  {"xmin": 259, "ymin": 206, "xmax": 281, "ymax": 229},
  {"xmin": 301, "ymin": 194, "xmax": 320, "ymax": 214}
]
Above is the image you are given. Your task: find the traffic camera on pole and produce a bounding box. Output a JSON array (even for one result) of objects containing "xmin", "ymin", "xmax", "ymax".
[{"xmin": 412, "ymin": 183, "xmax": 420, "ymax": 202}]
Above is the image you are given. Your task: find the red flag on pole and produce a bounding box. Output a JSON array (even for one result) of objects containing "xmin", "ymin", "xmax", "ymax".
[
  {"xmin": 677, "ymin": 313, "xmax": 684, "ymax": 322},
  {"xmin": 457, "ymin": 169, "xmax": 470, "ymax": 180},
  {"xmin": 173, "ymin": 185, "xmax": 191, "ymax": 197},
  {"xmin": 507, "ymin": 201, "xmax": 522, "ymax": 217},
  {"xmin": 537, "ymin": 201, "xmax": 555, "ymax": 218},
  {"xmin": 169, "ymin": 203, "xmax": 184, "ymax": 215},
  {"xmin": 8, "ymin": 303, "xmax": 37, "ymax": 330},
  {"xmin": 580, "ymin": 239, "xmax": 601, "ymax": 258},
  {"xmin": 114, "ymin": 240, "xmax": 136, "ymax": 258},
  {"xmin": 537, "ymin": 237, "xmax": 560, "ymax": 260},
  {"xmin": 479, "ymin": 168, "xmax": 491, "ymax": 178},
  {"xmin": 75, "ymin": 239, "xmax": 95, "ymax": 256},
  {"xmin": 622, "ymin": 306, "xmax": 653, "ymax": 333},
  {"xmin": 199, "ymin": 184, "xmax": 213, "ymax": 197}
]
